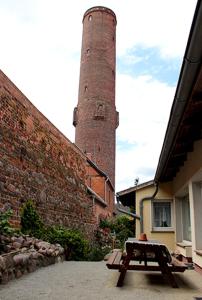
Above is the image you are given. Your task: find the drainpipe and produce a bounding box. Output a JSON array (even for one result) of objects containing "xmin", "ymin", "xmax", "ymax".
[
  {"xmin": 139, "ymin": 182, "xmax": 159, "ymax": 233},
  {"xmin": 104, "ymin": 177, "xmax": 109, "ymax": 202},
  {"xmin": 116, "ymin": 194, "xmax": 141, "ymax": 220}
]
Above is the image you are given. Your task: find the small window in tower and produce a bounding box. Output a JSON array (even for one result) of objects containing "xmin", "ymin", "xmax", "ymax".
[
  {"xmin": 86, "ymin": 48, "xmax": 90, "ymax": 55},
  {"xmin": 20, "ymin": 146, "xmax": 27, "ymax": 162},
  {"xmin": 73, "ymin": 107, "xmax": 78, "ymax": 126},
  {"xmin": 112, "ymin": 70, "xmax": 115, "ymax": 78},
  {"xmin": 84, "ymin": 85, "xmax": 88, "ymax": 92},
  {"xmin": 94, "ymin": 102, "xmax": 105, "ymax": 120},
  {"xmin": 19, "ymin": 120, "xmax": 25, "ymax": 129},
  {"xmin": 112, "ymin": 36, "xmax": 115, "ymax": 41},
  {"xmin": 88, "ymin": 15, "xmax": 92, "ymax": 21}
]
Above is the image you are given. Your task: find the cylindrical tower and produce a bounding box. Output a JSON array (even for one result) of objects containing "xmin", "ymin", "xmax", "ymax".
[{"xmin": 73, "ymin": 6, "xmax": 119, "ymax": 186}]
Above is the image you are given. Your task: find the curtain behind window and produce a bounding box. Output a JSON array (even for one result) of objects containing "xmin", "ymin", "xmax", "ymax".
[{"xmin": 153, "ymin": 202, "xmax": 171, "ymax": 227}]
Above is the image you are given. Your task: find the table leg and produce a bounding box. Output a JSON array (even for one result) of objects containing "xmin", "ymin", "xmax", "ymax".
[
  {"xmin": 158, "ymin": 260, "xmax": 178, "ymax": 288},
  {"xmin": 117, "ymin": 254, "xmax": 131, "ymax": 287}
]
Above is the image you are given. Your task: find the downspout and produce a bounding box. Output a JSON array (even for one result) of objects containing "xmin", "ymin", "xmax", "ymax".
[
  {"xmin": 116, "ymin": 194, "xmax": 141, "ymax": 220},
  {"xmin": 92, "ymin": 195, "xmax": 96, "ymax": 223},
  {"xmin": 139, "ymin": 182, "xmax": 159, "ymax": 233},
  {"xmin": 104, "ymin": 177, "xmax": 109, "ymax": 202}
]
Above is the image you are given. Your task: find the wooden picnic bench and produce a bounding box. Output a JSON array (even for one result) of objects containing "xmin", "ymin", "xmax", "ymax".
[{"xmin": 106, "ymin": 239, "xmax": 188, "ymax": 288}]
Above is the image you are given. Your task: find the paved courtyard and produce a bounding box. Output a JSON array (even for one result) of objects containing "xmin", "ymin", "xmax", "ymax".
[{"xmin": 0, "ymin": 261, "xmax": 202, "ymax": 300}]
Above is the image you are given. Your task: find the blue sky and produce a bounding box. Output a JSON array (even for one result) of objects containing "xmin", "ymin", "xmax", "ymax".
[
  {"xmin": 0, "ymin": 0, "xmax": 197, "ymax": 191},
  {"xmin": 117, "ymin": 46, "xmax": 181, "ymax": 86}
]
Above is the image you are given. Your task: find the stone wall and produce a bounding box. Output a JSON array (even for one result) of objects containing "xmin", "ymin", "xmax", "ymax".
[
  {"xmin": 0, "ymin": 234, "xmax": 65, "ymax": 284},
  {"xmin": 0, "ymin": 70, "xmax": 95, "ymax": 238}
]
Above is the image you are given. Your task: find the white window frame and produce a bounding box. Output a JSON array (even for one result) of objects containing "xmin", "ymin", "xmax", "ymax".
[{"xmin": 151, "ymin": 199, "xmax": 174, "ymax": 232}]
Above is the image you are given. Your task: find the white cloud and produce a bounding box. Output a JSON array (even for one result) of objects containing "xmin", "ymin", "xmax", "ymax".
[
  {"xmin": 116, "ymin": 73, "xmax": 175, "ymax": 191},
  {"xmin": 116, "ymin": 0, "xmax": 197, "ymax": 58},
  {"xmin": 0, "ymin": 0, "xmax": 198, "ymax": 192}
]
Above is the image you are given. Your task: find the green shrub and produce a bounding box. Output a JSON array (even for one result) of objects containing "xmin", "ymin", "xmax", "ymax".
[
  {"xmin": 98, "ymin": 215, "xmax": 135, "ymax": 248},
  {"xmin": 0, "ymin": 209, "xmax": 14, "ymax": 235},
  {"xmin": 20, "ymin": 200, "xmax": 44, "ymax": 238},
  {"xmin": 87, "ymin": 244, "xmax": 111, "ymax": 261},
  {"xmin": 20, "ymin": 200, "xmax": 89, "ymax": 260},
  {"xmin": 86, "ymin": 245, "xmax": 103, "ymax": 261},
  {"xmin": 111, "ymin": 215, "xmax": 134, "ymax": 232},
  {"xmin": 44, "ymin": 226, "xmax": 89, "ymax": 261},
  {"xmin": 99, "ymin": 217, "xmax": 111, "ymax": 229},
  {"xmin": 111, "ymin": 216, "xmax": 135, "ymax": 247}
]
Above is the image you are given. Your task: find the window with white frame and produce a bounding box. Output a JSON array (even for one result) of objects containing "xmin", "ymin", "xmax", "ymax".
[{"xmin": 152, "ymin": 200, "xmax": 173, "ymax": 230}]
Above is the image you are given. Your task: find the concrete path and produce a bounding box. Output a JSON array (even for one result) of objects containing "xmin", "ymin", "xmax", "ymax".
[{"xmin": 0, "ymin": 261, "xmax": 202, "ymax": 300}]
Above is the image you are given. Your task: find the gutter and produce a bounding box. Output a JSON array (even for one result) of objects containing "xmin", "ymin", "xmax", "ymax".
[
  {"xmin": 139, "ymin": 182, "xmax": 158, "ymax": 233},
  {"xmin": 155, "ymin": 0, "xmax": 202, "ymax": 182},
  {"xmin": 117, "ymin": 180, "xmax": 154, "ymax": 197},
  {"xmin": 104, "ymin": 177, "xmax": 109, "ymax": 202},
  {"xmin": 87, "ymin": 186, "xmax": 107, "ymax": 207},
  {"xmin": 116, "ymin": 182, "xmax": 158, "ymax": 233}
]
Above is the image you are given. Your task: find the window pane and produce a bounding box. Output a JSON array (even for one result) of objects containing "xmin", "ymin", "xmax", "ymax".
[
  {"xmin": 153, "ymin": 202, "xmax": 171, "ymax": 227},
  {"xmin": 182, "ymin": 196, "xmax": 191, "ymax": 241}
]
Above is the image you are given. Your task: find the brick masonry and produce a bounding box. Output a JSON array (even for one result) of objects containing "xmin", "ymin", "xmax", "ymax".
[
  {"xmin": 0, "ymin": 70, "xmax": 97, "ymax": 238},
  {"xmin": 74, "ymin": 6, "xmax": 119, "ymax": 187},
  {"xmin": 86, "ymin": 162, "xmax": 114, "ymax": 216}
]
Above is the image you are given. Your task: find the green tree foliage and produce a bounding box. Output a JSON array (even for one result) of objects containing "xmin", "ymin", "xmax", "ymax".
[
  {"xmin": 20, "ymin": 200, "xmax": 89, "ymax": 260},
  {"xmin": 45, "ymin": 226, "xmax": 89, "ymax": 261},
  {"xmin": 0, "ymin": 209, "xmax": 14, "ymax": 235},
  {"xmin": 99, "ymin": 215, "xmax": 135, "ymax": 247},
  {"xmin": 20, "ymin": 200, "xmax": 44, "ymax": 237}
]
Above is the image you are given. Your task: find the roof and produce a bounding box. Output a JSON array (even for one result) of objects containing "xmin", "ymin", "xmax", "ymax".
[
  {"xmin": 117, "ymin": 180, "xmax": 154, "ymax": 196},
  {"xmin": 116, "ymin": 180, "xmax": 154, "ymax": 207},
  {"xmin": 83, "ymin": 6, "xmax": 117, "ymax": 23},
  {"xmin": 87, "ymin": 186, "xmax": 107, "ymax": 207},
  {"xmin": 155, "ymin": 0, "xmax": 202, "ymax": 182}
]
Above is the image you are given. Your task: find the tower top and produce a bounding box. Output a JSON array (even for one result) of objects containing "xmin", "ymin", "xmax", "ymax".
[{"xmin": 83, "ymin": 6, "xmax": 117, "ymax": 24}]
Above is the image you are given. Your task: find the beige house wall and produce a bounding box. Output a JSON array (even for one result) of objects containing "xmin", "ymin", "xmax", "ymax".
[
  {"xmin": 171, "ymin": 140, "xmax": 202, "ymax": 268},
  {"xmin": 121, "ymin": 141, "xmax": 202, "ymax": 267},
  {"xmin": 135, "ymin": 182, "xmax": 175, "ymax": 251},
  {"xmin": 173, "ymin": 140, "xmax": 202, "ymax": 194}
]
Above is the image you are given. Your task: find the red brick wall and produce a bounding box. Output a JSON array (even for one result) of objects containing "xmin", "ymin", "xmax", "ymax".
[
  {"xmin": 86, "ymin": 163, "xmax": 115, "ymax": 218},
  {"xmin": 0, "ymin": 70, "xmax": 96, "ymax": 238},
  {"xmin": 74, "ymin": 7, "xmax": 118, "ymax": 186},
  {"xmin": 87, "ymin": 166, "xmax": 105, "ymax": 199}
]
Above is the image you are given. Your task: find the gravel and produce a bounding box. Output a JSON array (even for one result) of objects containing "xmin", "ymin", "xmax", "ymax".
[{"xmin": 0, "ymin": 261, "xmax": 202, "ymax": 300}]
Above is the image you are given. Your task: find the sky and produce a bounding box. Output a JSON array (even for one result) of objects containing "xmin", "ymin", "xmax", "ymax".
[{"xmin": 0, "ymin": 0, "xmax": 197, "ymax": 192}]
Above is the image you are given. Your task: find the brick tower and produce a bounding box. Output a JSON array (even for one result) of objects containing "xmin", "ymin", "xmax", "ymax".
[{"xmin": 73, "ymin": 6, "xmax": 119, "ymax": 186}]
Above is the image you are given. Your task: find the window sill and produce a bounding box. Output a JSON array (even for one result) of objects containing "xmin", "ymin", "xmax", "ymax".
[
  {"xmin": 177, "ymin": 242, "xmax": 192, "ymax": 248},
  {"xmin": 195, "ymin": 250, "xmax": 202, "ymax": 256},
  {"xmin": 151, "ymin": 228, "xmax": 174, "ymax": 233}
]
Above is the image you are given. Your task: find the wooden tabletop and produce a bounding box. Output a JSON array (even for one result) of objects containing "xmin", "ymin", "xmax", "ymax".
[{"xmin": 125, "ymin": 238, "xmax": 165, "ymax": 246}]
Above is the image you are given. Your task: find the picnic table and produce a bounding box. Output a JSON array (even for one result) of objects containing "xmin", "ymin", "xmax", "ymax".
[{"xmin": 106, "ymin": 238, "xmax": 188, "ymax": 288}]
